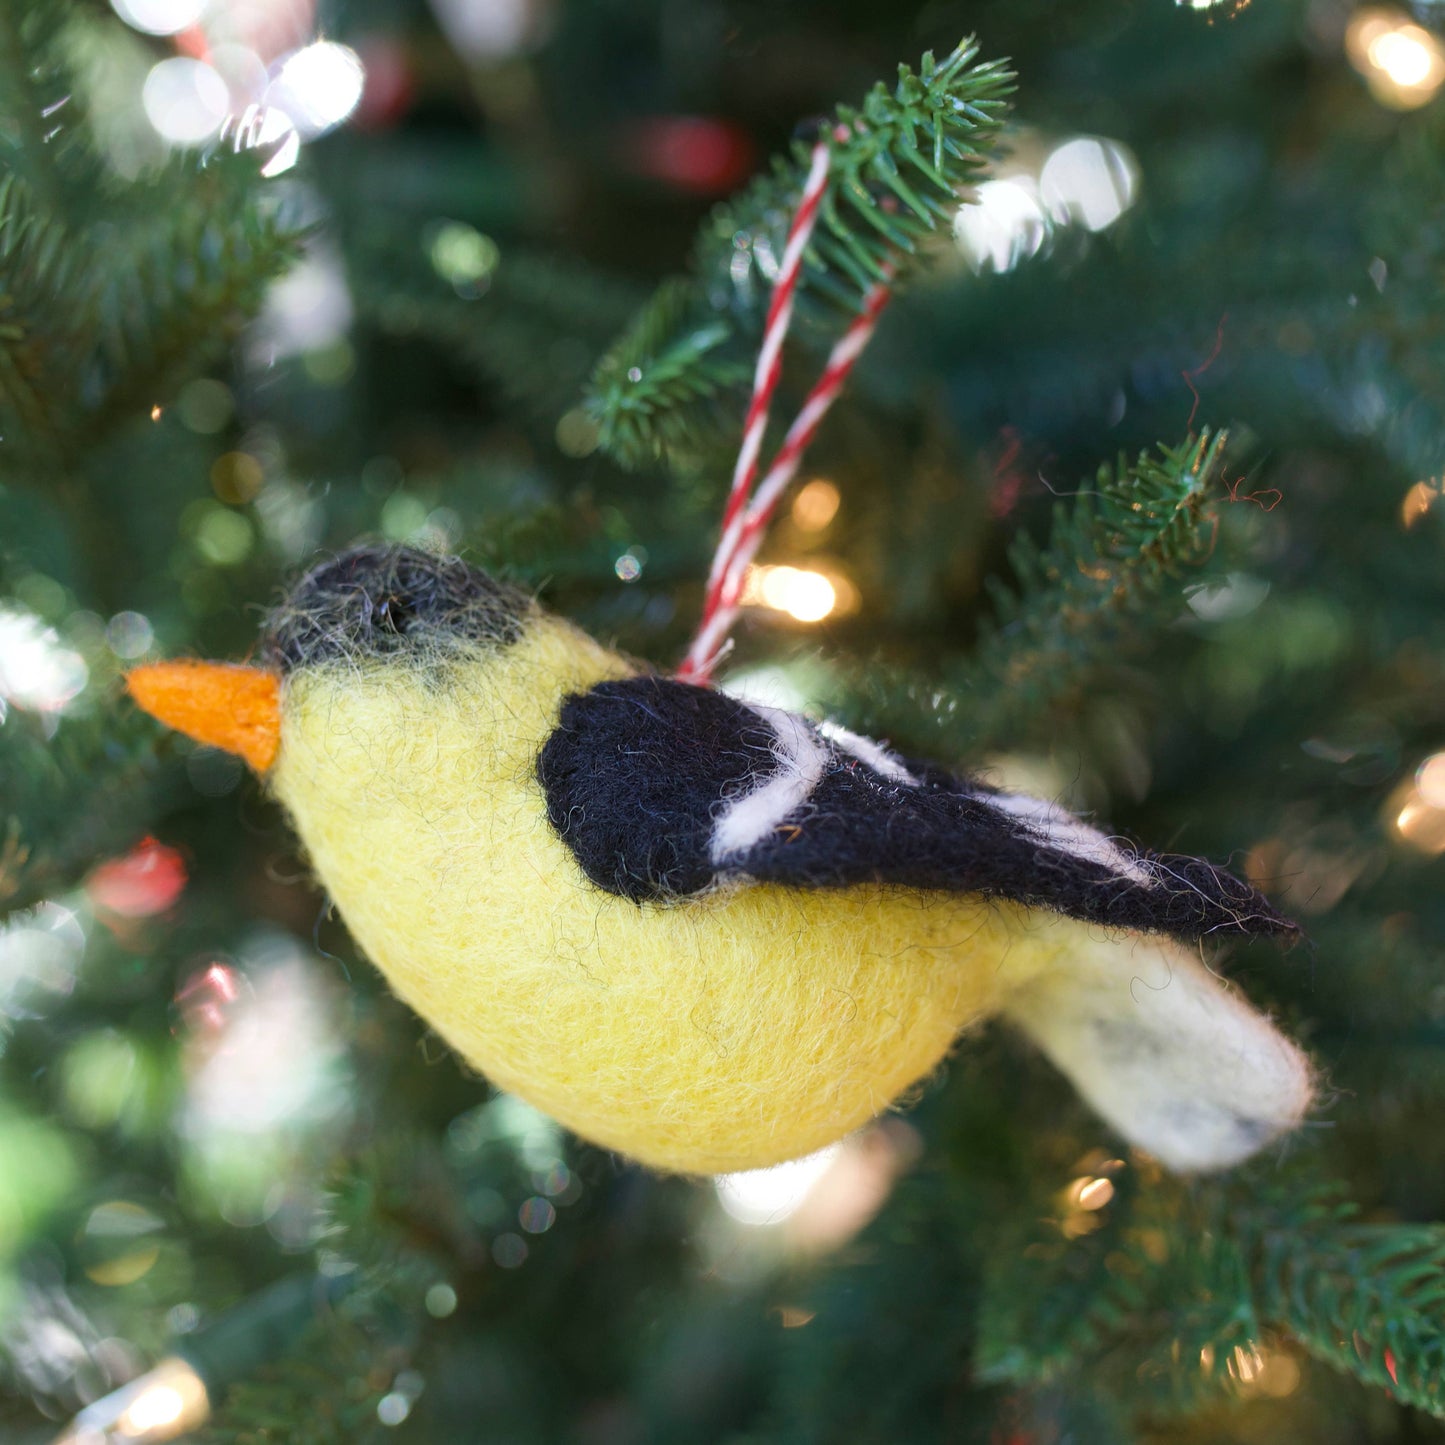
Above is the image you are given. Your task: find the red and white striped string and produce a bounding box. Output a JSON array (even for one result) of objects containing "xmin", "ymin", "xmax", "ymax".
[{"xmin": 678, "ymin": 138, "xmax": 893, "ymax": 683}]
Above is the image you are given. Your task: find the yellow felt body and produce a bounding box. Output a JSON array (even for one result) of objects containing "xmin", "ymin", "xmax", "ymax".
[{"xmin": 268, "ymin": 614, "xmax": 1077, "ymax": 1174}]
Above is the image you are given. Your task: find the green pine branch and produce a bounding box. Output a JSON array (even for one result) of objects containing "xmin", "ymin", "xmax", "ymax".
[
  {"xmin": 585, "ymin": 37, "xmax": 1013, "ymax": 470},
  {"xmin": 0, "ymin": 704, "xmax": 173, "ymax": 921},
  {"xmin": 0, "ymin": 172, "xmax": 77, "ymax": 464},
  {"xmin": 0, "ymin": 6, "xmax": 307, "ymax": 477},
  {"xmin": 978, "ymin": 1166, "xmax": 1445, "ymax": 1422},
  {"xmin": 0, "ymin": 0, "xmax": 102, "ymax": 220},
  {"xmin": 586, "ymin": 278, "xmax": 747, "ymax": 468},
  {"xmin": 80, "ymin": 155, "xmax": 307, "ymax": 448},
  {"xmin": 847, "ymin": 430, "xmax": 1227, "ymax": 759},
  {"xmin": 1253, "ymin": 1217, "xmax": 1445, "ymax": 1417}
]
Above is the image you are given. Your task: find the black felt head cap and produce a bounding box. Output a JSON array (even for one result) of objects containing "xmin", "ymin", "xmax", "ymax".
[{"xmin": 262, "ymin": 544, "xmax": 531, "ymax": 673}]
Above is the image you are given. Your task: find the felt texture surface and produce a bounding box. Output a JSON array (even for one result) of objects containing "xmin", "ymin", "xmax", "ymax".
[
  {"xmin": 269, "ymin": 617, "xmax": 1043, "ymax": 1172},
  {"xmin": 537, "ymin": 676, "xmax": 1298, "ymax": 942},
  {"xmin": 263, "ymin": 543, "xmax": 530, "ymax": 672},
  {"xmin": 256, "ymin": 546, "xmax": 1312, "ymax": 1174}
]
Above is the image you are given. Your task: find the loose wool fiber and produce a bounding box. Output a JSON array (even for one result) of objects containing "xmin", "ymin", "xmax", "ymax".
[
  {"xmin": 269, "ymin": 609, "xmax": 1312, "ymax": 1175},
  {"xmin": 271, "ymin": 615, "xmax": 1061, "ymax": 1173}
]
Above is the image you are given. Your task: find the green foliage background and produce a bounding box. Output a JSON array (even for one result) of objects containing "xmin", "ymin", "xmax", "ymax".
[{"xmin": 4, "ymin": 0, "xmax": 1445, "ymax": 1440}]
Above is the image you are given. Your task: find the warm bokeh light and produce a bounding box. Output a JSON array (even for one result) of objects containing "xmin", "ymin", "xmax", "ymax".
[
  {"xmin": 790, "ymin": 478, "xmax": 841, "ymax": 531},
  {"xmin": 1389, "ymin": 755, "xmax": 1445, "ymax": 853},
  {"xmin": 80, "ymin": 1200, "xmax": 164, "ymax": 1286},
  {"xmin": 1237, "ymin": 1347, "xmax": 1303, "ymax": 1398},
  {"xmin": 124, "ymin": 1386, "xmax": 185, "ymax": 1432},
  {"xmin": 743, "ymin": 564, "xmax": 856, "ymax": 623},
  {"xmin": 1402, "ymin": 478, "xmax": 1440, "ymax": 528},
  {"xmin": 1347, "ymin": 9, "xmax": 1445, "ymax": 109},
  {"xmin": 1066, "ymin": 1175, "xmax": 1116, "ymax": 1210},
  {"xmin": 1418, "ymin": 753, "xmax": 1445, "ymax": 809},
  {"xmin": 1058, "ymin": 1154, "xmax": 1126, "ymax": 1236},
  {"xmin": 54, "ymin": 1356, "xmax": 211, "ymax": 1444}
]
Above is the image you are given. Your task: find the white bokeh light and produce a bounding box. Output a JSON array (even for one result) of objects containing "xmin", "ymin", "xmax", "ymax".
[
  {"xmin": 251, "ymin": 248, "xmax": 353, "ymax": 361},
  {"xmin": 953, "ymin": 177, "xmax": 1049, "ymax": 273},
  {"xmin": 0, "ymin": 608, "xmax": 88, "ymax": 713},
  {"xmin": 0, "ymin": 902, "xmax": 85, "ymax": 1018},
  {"xmin": 430, "ymin": 0, "xmax": 553, "ymax": 58},
  {"xmin": 715, "ymin": 1143, "xmax": 841, "ymax": 1226},
  {"xmin": 268, "ymin": 42, "xmax": 366, "ymax": 138},
  {"xmin": 142, "ymin": 57, "xmax": 229, "ymax": 146},
  {"xmin": 110, "ymin": 0, "xmax": 208, "ymax": 36},
  {"xmin": 1040, "ymin": 137, "xmax": 1139, "ymax": 233}
]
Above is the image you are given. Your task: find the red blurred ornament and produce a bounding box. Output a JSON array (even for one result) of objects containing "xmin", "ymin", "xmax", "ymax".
[
  {"xmin": 354, "ymin": 37, "xmax": 415, "ymax": 130},
  {"xmin": 87, "ymin": 838, "xmax": 188, "ymax": 919},
  {"xmin": 616, "ymin": 115, "xmax": 756, "ymax": 195}
]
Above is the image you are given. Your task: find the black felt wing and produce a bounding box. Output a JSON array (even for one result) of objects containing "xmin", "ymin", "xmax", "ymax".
[{"xmin": 535, "ymin": 675, "xmax": 1298, "ymax": 944}]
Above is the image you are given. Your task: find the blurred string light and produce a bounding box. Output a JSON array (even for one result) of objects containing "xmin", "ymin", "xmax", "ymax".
[
  {"xmin": 51, "ymin": 1355, "xmax": 210, "ymax": 1445},
  {"xmin": 1347, "ymin": 8, "xmax": 1445, "ymax": 109},
  {"xmin": 954, "ymin": 134, "xmax": 1138, "ymax": 273},
  {"xmin": 52, "ymin": 1273, "xmax": 353, "ymax": 1445},
  {"xmin": 1390, "ymin": 752, "xmax": 1445, "ymax": 853},
  {"xmin": 0, "ymin": 607, "xmax": 89, "ymax": 715}
]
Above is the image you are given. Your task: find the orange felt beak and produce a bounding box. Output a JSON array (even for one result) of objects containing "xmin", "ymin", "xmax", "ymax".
[{"xmin": 126, "ymin": 660, "xmax": 282, "ymax": 773}]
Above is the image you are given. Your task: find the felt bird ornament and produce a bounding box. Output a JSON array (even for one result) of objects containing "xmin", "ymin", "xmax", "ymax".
[{"xmin": 126, "ymin": 545, "xmax": 1312, "ymax": 1175}]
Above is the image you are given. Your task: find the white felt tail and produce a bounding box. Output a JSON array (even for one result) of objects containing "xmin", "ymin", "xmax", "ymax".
[{"xmin": 1001, "ymin": 934, "xmax": 1313, "ymax": 1172}]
